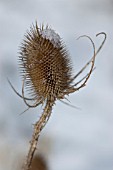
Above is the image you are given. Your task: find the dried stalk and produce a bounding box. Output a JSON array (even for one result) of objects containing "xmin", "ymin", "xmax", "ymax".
[{"xmin": 23, "ymin": 98, "xmax": 55, "ymax": 170}]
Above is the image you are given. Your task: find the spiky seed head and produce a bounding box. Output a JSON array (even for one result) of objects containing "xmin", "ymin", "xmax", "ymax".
[{"xmin": 19, "ymin": 23, "xmax": 72, "ymax": 101}]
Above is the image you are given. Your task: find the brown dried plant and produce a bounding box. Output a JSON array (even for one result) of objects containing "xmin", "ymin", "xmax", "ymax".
[{"xmin": 8, "ymin": 22, "xmax": 106, "ymax": 170}]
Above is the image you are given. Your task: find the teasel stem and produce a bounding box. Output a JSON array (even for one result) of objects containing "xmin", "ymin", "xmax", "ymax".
[{"xmin": 23, "ymin": 97, "xmax": 55, "ymax": 170}]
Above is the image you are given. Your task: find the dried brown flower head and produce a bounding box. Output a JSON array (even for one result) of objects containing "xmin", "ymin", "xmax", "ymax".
[
  {"xmin": 8, "ymin": 23, "xmax": 106, "ymax": 109},
  {"xmin": 19, "ymin": 23, "xmax": 72, "ymax": 103}
]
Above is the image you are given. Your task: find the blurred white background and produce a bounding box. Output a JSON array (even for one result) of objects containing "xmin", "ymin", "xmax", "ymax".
[{"xmin": 0, "ymin": 0, "xmax": 113, "ymax": 170}]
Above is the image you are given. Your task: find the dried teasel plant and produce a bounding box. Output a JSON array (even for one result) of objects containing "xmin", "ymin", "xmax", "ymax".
[{"xmin": 8, "ymin": 22, "xmax": 106, "ymax": 170}]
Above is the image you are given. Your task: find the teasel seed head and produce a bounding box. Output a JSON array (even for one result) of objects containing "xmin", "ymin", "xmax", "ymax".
[
  {"xmin": 18, "ymin": 21, "xmax": 106, "ymax": 107},
  {"xmin": 19, "ymin": 23, "xmax": 72, "ymax": 102}
]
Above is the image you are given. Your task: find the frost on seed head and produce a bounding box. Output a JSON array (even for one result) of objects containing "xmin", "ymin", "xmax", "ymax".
[{"xmin": 40, "ymin": 28, "xmax": 61, "ymax": 48}]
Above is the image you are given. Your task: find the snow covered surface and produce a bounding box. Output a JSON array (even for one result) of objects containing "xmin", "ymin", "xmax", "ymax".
[
  {"xmin": 40, "ymin": 28, "xmax": 61, "ymax": 48},
  {"xmin": 0, "ymin": 0, "xmax": 113, "ymax": 170}
]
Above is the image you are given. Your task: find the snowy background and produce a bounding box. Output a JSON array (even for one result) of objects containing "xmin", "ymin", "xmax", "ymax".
[{"xmin": 0, "ymin": 0, "xmax": 113, "ymax": 170}]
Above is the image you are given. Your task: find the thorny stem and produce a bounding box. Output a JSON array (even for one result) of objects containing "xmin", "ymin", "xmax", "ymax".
[{"xmin": 23, "ymin": 98, "xmax": 55, "ymax": 170}]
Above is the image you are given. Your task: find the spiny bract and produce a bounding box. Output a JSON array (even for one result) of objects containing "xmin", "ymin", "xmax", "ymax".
[{"xmin": 19, "ymin": 23, "xmax": 72, "ymax": 101}]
